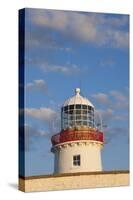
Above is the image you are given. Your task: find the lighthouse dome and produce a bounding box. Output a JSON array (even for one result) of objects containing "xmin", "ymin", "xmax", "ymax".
[{"xmin": 63, "ymin": 88, "xmax": 94, "ymax": 108}]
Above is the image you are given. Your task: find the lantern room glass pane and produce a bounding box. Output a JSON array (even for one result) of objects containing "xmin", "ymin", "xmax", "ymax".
[
  {"xmin": 76, "ymin": 121, "xmax": 82, "ymax": 125},
  {"xmin": 82, "ymin": 115, "xmax": 87, "ymax": 120},
  {"xmin": 76, "ymin": 115, "xmax": 81, "ymax": 120},
  {"xmin": 68, "ymin": 110, "xmax": 74, "ymax": 114},
  {"xmin": 83, "ymin": 121, "xmax": 87, "ymax": 125},
  {"xmin": 82, "ymin": 105, "xmax": 87, "ymax": 109},
  {"xmin": 76, "ymin": 110, "xmax": 81, "ymax": 114},
  {"xmin": 69, "ymin": 105, "xmax": 74, "ymax": 110},
  {"xmin": 64, "ymin": 106, "xmax": 68, "ymax": 111},
  {"xmin": 87, "ymin": 105, "xmax": 91, "ymax": 110},
  {"xmin": 82, "ymin": 110, "xmax": 87, "ymax": 114},
  {"xmin": 76, "ymin": 104, "xmax": 81, "ymax": 109}
]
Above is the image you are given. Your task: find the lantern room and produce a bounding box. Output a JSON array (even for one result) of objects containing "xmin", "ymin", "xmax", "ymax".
[{"xmin": 61, "ymin": 88, "xmax": 95, "ymax": 130}]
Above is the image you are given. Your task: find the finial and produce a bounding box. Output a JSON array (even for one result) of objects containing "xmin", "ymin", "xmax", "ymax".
[{"xmin": 75, "ymin": 88, "xmax": 80, "ymax": 95}]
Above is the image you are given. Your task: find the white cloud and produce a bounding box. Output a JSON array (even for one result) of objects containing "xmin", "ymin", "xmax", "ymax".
[
  {"xmin": 31, "ymin": 10, "xmax": 98, "ymax": 43},
  {"xmin": 95, "ymin": 108, "xmax": 128, "ymax": 128},
  {"xmin": 24, "ymin": 124, "xmax": 48, "ymax": 137},
  {"xmin": 110, "ymin": 90, "xmax": 128, "ymax": 109},
  {"xmin": 92, "ymin": 93, "xmax": 109, "ymax": 104},
  {"xmin": 110, "ymin": 90, "xmax": 127, "ymax": 101},
  {"xmin": 25, "ymin": 107, "xmax": 61, "ymax": 134},
  {"xmin": 92, "ymin": 89, "xmax": 129, "ymax": 128},
  {"xmin": 25, "ymin": 56, "xmax": 80, "ymax": 75},
  {"xmin": 25, "ymin": 107, "xmax": 56, "ymax": 122},
  {"xmin": 101, "ymin": 15, "xmax": 128, "ymax": 28},
  {"xmin": 40, "ymin": 63, "xmax": 80, "ymax": 75},
  {"xmin": 27, "ymin": 29, "xmax": 73, "ymax": 52},
  {"xmin": 19, "ymin": 124, "xmax": 49, "ymax": 151},
  {"xmin": 100, "ymin": 59, "xmax": 115, "ymax": 67},
  {"xmin": 26, "ymin": 79, "xmax": 48, "ymax": 94},
  {"xmin": 104, "ymin": 29, "xmax": 129, "ymax": 48},
  {"xmin": 92, "ymin": 90, "xmax": 129, "ymax": 110},
  {"xmin": 30, "ymin": 10, "xmax": 129, "ymax": 49},
  {"xmin": 114, "ymin": 114, "xmax": 128, "ymax": 121},
  {"xmin": 104, "ymin": 126, "xmax": 129, "ymax": 144},
  {"xmin": 96, "ymin": 108, "xmax": 114, "ymax": 123}
]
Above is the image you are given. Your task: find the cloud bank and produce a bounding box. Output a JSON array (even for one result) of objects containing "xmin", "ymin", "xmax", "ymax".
[{"xmin": 29, "ymin": 9, "xmax": 129, "ymax": 49}]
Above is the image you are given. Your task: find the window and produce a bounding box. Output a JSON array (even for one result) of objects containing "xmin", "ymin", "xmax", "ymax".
[
  {"xmin": 83, "ymin": 121, "xmax": 87, "ymax": 125},
  {"xmin": 76, "ymin": 121, "xmax": 82, "ymax": 126},
  {"xmin": 87, "ymin": 105, "xmax": 91, "ymax": 110},
  {"xmin": 82, "ymin": 105, "xmax": 87, "ymax": 109},
  {"xmin": 76, "ymin": 104, "xmax": 81, "ymax": 109},
  {"xmin": 73, "ymin": 155, "xmax": 80, "ymax": 166},
  {"xmin": 76, "ymin": 110, "xmax": 81, "ymax": 114},
  {"xmin": 69, "ymin": 105, "xmax": 74, "ymax": 110},
  {"xmin": 82, "ymin": 115, "xmax": 87, "ymax": 120},
  {"xmin": 64, "ymin": 106, "xmax": 68, "ymax": 111},
  {"xmin": 68, "ymin": 110, "xmax": 74, "ymax": 114},
  {"xmin": 76, "ymin": 115, "xmax": 81, "ymax": 120},
  {"xmin": 82, "ymin": 110, "xmax": 87, "ymax": 114}
]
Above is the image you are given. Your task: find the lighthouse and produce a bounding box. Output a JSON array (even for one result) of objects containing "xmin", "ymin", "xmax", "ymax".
[{"xmin": 51, "ymin": 88, "xmax": 104, "ymax": 174}]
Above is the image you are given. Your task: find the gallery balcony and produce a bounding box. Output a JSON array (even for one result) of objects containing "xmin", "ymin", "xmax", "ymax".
[{"xmin": 51, "ymin": 128, "xmax": 104, "ymax": 146}]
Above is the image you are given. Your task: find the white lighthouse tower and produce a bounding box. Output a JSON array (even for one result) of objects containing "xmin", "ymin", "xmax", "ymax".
[{"xmin": 51, "ymin": 88, "xmax": 104, "ymax": 174}]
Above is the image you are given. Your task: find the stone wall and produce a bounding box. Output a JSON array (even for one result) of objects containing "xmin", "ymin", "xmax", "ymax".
[{"xmin": 19, "ymin": 170, "xmax": 129, "ymax": 192}]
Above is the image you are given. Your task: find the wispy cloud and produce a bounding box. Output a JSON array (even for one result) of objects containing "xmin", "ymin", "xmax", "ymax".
[
  {"xmin": 25, "ymin": 107, "xmax": 61, "ymax": 134},
  {"xmin": 29, "ymin": 9, "xmax": 129, "ymax": 49},
  {"xmin": 28, "ymin": 27, "xmax": 73, "ymax": 52},
  {"xmin": 40, "ymin": 62, "xmax": 80, "ymax": 75},
  {"xmin": 101, "ymin": 15, "xmax": 128, "ymax": 28},
  {"xmin": 92, "ymin": 90, "xmax": 128, "ymax": 110},
  {"xmin": 92, "ymin": 93, "xmax": 110, "ymax": 104},
  {"xmin": 25, "ymin": 107, "xmax": 56, "ymax": 122},
  {"xmin": 100, "ymin": 59, "xmax": 115, "ymax": 68},
  {"xmin": 24, "ymin": 124, "xmax": 48, "ymax": 137},
  {"xmin": 103, "ymin": 29, "xmax": 129, "ymax": 48},
  {"xmin": 110, "ymin": 90, "xmax": 129, "ymax": 109},
  {"xmin": 92, "ymin": 89, "xmax": 129, "ymax": 144},
  {"xmin": 97, "ymin": 108, "xmax": 114, "ymax": 123},
  {"xmin": 26, "ymin": 79, "xmax": 48, "ymax": 94},
  {"xmin": 19, "ymin": 107, "xmax": 61, "ymax": 151},
  {"xmin": 25, "ymin": 57, "xmax": 81, "ymax": 75},
  {"xmin": 95, "ymin": 107, "xmax": 128, "ymax": 127},
  {"xmin": 19, "ymin": 124, "xmax": 49, "ymax": 151},
  {"xmin": 104, "ymin": 126, "xmax": 129, "ymax": 144},
  {"xmin": 109, "ymin": 90, "xmax": 127, "ymax": 101}
]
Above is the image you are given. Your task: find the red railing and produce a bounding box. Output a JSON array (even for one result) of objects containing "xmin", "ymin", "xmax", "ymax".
[{"xmin": 51, "ymin": 129, "xmax": 104, "ymax": 145}]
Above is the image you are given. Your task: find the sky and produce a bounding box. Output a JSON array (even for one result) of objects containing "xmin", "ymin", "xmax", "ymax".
[{"xmin": 20, "ymin": 8, "xmax": 129, "ymax": 176}]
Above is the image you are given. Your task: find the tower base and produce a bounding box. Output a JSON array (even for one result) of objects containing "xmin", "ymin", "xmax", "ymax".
[{"xmin": 51, "ymin": 140, "xmax": 103, "ymax": 174}]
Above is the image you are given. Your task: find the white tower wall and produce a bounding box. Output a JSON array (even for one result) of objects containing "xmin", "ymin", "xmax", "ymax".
[{"xmin": 53, "ymin": 140, "xmax": 103, "ymax": 174}]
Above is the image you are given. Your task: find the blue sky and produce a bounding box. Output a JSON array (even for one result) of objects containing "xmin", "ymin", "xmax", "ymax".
[{"xmin": 21, "ymin": 8, "xmax": 129, "ymax": 176}]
